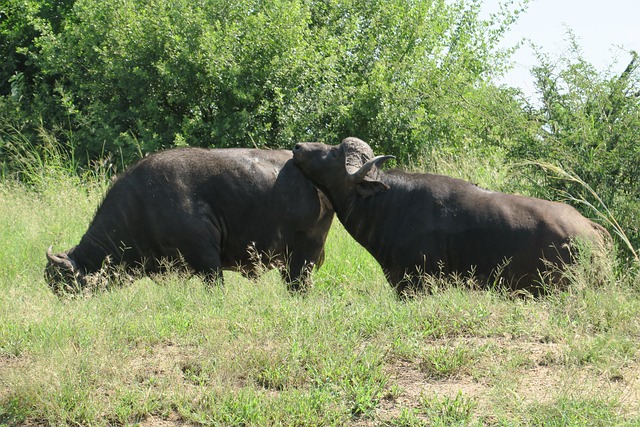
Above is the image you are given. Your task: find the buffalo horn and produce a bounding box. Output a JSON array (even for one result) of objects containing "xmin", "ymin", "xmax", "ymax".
[
  {"xmin": 350, "ymin": 155, "xmax": 395, "ymax": 182},
  {"xmin": 46, "ymin": 246, "xmax": 76, "ymax": 272}
]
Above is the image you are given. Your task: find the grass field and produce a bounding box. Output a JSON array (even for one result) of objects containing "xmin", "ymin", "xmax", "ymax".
[{"xmin": 2, "ymin": 161, "xmax": 640, "ymax": 426}]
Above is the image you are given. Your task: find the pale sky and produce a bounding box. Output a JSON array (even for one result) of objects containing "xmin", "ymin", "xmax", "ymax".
[{"xmin": 482, "ymin": 0, "xmax": 640, "ymax": 98}]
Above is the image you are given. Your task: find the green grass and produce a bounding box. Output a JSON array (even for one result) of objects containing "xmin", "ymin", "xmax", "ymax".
[{"xmin": 2, "ymin": 157, "xmax": 640, "ymax": 426}]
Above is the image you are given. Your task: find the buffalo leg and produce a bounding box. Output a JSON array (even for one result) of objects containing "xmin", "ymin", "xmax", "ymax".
[
  {"xmin": 281, "ymin": 261, "xmax": 313, "ymax": 292},
  {"xmin": 183, "ymin": 245, "xmax": 224, "ymax": 287},
  {"xmin": 282, "ymin": 239, "xmax": 323, "ymax": 292}
]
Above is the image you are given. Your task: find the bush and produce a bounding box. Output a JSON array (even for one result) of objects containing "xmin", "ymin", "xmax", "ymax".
[
  {"xmin": 1, "ymin": 0, "xmax": 527, "ymax": 164},
  {"xmin": 510, "ymin": 39, "xmax": 640, "ymax": 260}
]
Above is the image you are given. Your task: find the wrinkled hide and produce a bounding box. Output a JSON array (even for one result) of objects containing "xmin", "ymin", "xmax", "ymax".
[
  {"xmin": 46, "ymin": 148, "xmax": 334, "ymax": 294},
  {"xmin": 293, "ymin": 137, "xmax": 610, "ymax": 296}
]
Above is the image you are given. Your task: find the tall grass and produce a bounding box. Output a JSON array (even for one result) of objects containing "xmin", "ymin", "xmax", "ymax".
[
  {"xmin": 525, "ymin": 160, "xmax": 639, "ymax": 263},
  {"xmin": 2, "ymin": 148, "xmax": 640, "ymax": 426}
]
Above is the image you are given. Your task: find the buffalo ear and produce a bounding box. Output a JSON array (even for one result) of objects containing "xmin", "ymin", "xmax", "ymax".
[{"xmin": 356, "ymin": 179, "xmax": 389, "ymax": 197}]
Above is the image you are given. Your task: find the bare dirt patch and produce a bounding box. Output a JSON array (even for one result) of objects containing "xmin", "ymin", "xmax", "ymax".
[
  {"xmin": 138, "ymin": 413, "xmax": 192, "ymax": 427},
  {"xmin": 366, "ymin": 335, "xmax": 640, "ymax": 424},
  {"xmin": 103, "ymin": 336, "xmax": 640, "ymax": 426}
]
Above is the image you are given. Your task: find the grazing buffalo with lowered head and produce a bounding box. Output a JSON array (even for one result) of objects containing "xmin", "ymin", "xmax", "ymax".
[
  {"xmin": 45, "ymin": 148, "xmax": 334, "ymax": 294},
  {"xmin": 293, "ymin": 137, "xmax": 610, "ymax": 296}
]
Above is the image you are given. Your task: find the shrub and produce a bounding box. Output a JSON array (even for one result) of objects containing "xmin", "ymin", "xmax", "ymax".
[
  {"xmin": 1, "ymin": 0, "xmax": 527, "ymax": 164},
  {"xmin": 510, "ymin": 40, "xmax": 640, "ymax": 259}
]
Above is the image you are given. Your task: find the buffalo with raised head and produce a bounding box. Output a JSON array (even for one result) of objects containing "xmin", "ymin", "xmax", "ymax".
[
  {"xmin": 45, "ymin": 148, "xmax": 334, "ymax": 294},
  {"xmin": 292, "ymin": 137, "xmax": 610, "ymax": 296}
]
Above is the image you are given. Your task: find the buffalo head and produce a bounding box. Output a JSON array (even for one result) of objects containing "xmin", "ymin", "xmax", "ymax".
[
  {"xmin": 293, "ymin": 137, "xmax": 395, "ymax": 198},
  {"xmin": 45, "ymin": 247, "xmax": 86, "ymax": 294}
]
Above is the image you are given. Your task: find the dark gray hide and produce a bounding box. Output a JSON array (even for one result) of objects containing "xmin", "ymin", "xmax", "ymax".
[
  {"xmin": 293, "ymin": 137, "xmax": 610, "ymax": 296},
  {"xmin": 45, "ymin": 148, "xmax": 334, "ymax": 294}
]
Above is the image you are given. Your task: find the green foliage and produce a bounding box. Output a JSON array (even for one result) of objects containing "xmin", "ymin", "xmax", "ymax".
[
  {"xmin": 508, "ymin": 43, "xmax": 640, "ymax": 259},
  {"xmin": 0, "ymin": 0, "xmax": 526, "ymax": 164},
  {"xmin": 0, "ymin": 0, "xmax": 74, "ymax": 97},
  {"xmin": 0, "ymin": 0, "xmax": 76, "ymax": 141}
]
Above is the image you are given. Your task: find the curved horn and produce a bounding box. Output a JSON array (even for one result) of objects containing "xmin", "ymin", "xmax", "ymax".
[
  {"xmin": 46, "ymin": 246, "xmax": 76, "ymax": 272},
  {"xmin": 349, "ymin": 155, "xmax": 395, "ymax": 182}
]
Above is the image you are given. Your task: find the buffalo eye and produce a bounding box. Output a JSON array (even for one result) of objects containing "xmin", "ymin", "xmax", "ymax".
[{"xmin": 330, "ymin": 148, "xmax": 338, "ymax": 158}]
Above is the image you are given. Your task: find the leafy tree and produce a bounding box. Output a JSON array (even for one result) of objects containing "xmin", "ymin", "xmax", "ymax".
[
  {"xmin": 0, "ymin": 0, "xmax": 77, "ymax": 174},
  {"xmin": 2, "ymin": 0, "xmax": 528, "ymax": 164},
  {"xmin": 512, "ymin": 39, "xmax": 640, "ymax": 257}
]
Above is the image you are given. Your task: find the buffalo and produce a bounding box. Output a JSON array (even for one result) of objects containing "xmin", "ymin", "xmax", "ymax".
[
  {"xmin": 45, "ymin": 148, "xmax": 334, "ymax": 294},
  {"xmin": 292, "ymin": 137, "xmax": 610, "ymax": 296}
]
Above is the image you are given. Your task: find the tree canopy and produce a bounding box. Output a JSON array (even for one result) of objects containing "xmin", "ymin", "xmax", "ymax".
[{"xmin": 1, "ymin": 0, "xmax": 525, "ymax": 162}]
